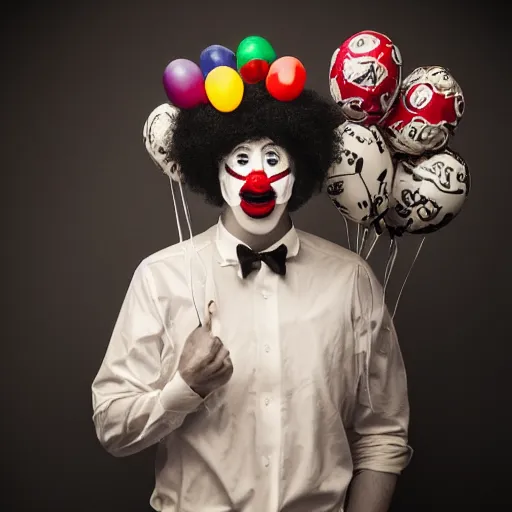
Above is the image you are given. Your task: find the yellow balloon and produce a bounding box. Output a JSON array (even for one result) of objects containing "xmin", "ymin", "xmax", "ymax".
[{"xmin": 205, "ymin": 66, "xmax": 244, "ymax": 112}]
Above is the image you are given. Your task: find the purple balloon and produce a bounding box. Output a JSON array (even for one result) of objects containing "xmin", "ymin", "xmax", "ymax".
[{"xmin": 162, "ymin": 59, "xmax": 207, "ymax": 109}]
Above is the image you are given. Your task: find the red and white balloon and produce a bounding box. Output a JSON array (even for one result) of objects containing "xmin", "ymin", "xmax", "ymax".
[
  {"xmin": 381, "ymin": 66, "xmax": 465, "ymax": 156},
  {"xmin": 329, "ymin": 30, "xmax": 402, "ymax": 125}
]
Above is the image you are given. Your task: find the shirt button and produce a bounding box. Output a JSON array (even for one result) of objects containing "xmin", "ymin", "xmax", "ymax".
[
  {"xmin": 261, "ymin": 291, "xmax": 268, "ymax": 299},
  {"xmin": 264, "ymin": 397, "xmax": 270, "ymax": 406},
  {"xmin": 262, "ymin": 456, "xmax": 270, "ymax": 468},
  {"xmin": 264, "ymin": 344, "xmax": 270, "ymax": 353}
]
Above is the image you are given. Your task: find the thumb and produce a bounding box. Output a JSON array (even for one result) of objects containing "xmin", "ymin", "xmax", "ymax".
[{"xmin": 202, "ymin": 300, "xmax": 216, "ymax": 331}]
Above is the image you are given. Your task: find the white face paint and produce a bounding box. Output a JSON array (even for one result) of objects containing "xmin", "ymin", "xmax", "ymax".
[{"xmin": 219, "ymin": 138, "xmax": 295, "ymax": 235}]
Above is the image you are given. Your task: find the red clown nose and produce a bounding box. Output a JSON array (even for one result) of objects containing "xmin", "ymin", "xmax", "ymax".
[
  {"xmin": 224, "ymin": 164, "xmax": 290, "ymax": 218},
  {"xmin": 242, "ymin": 170, "xmax": 271, "ymax": 193}
]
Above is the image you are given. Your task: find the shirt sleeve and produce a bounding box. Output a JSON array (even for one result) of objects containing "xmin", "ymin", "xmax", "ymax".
[
  {"xmin": 347, "ymin": 262, "xmax": 413, "ymax": 475},
  {"xmin": 91, "ymin": 260, "xmax": 204, "ymax": 457}
]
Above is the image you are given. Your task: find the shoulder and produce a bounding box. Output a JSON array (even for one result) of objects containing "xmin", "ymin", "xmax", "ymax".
[
  {"xmin": 296, "ymin": 229, "xmax": 365, "ymax": 268},
  {"xmin": 139, "ymin": 225, "xmax": 216, "ymax": 271},
  {"xmin": 295, "ymin": 229, "xmax": 382, "ymax": 288}
]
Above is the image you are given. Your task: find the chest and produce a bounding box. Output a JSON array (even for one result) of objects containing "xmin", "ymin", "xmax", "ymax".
[{"xmin": 163, "ymin": 256, "xmax": 363, "ymax": 409}]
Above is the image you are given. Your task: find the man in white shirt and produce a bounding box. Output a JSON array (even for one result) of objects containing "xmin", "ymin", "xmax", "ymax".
[{"xmin": 92, "ymin": 81, "xmax": 412, "ymax": 512}]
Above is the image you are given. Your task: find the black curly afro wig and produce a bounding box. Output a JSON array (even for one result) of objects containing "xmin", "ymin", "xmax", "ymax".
[{"xmin": 166, "ymin": 82, "xmax": 344, "ymax": 212}]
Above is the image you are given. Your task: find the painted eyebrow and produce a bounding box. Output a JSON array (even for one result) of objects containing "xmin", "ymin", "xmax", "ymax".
[
  {"xmin": 233, "ymin": 145, "xmax": 250, "ymax": 153},
  {"xmin": 262, "ymin": 143, "xmax": 278, "ymax": 152}
]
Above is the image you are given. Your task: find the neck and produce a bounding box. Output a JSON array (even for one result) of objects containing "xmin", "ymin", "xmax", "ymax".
[{"xmin": 221, "ymin": 207, "xmax": 292, "ymax": 252}]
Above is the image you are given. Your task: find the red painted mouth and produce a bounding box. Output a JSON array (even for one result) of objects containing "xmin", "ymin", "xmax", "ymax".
[
  {"xmin": 225, "ymin": 165, "xmax": 290, "ymax": 219},
  {"xmin": 240, "ymin": 191, "xmax": 276, "ymax": 218}
]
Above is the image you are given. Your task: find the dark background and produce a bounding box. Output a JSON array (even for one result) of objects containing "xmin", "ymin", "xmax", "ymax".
[{"xmin": 2, "ymin": 1, "xmax": 509, "ymax": 510}]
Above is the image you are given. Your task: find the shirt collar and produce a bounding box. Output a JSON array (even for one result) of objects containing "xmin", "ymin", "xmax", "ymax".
[{"xmin": 214, "ymin": 216, "xmax": 300, "ymax": 270}]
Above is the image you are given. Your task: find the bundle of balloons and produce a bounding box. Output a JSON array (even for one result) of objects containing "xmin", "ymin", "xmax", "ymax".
[
  {"xmin": 326, "ymin": 30, "xmax": 470, "ymax": 313},
  {"xmin": 162, "ymin": 35, "xmax": 307, "ymax": 112},
  {"xmin": 327, "ymin": 30, "xmax": 470, "ymax": 245}
]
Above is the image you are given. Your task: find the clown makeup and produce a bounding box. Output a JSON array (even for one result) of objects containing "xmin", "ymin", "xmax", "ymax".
[{"xmin": 219, "ymin": 139, "xmax": 295, "ymax": 235}]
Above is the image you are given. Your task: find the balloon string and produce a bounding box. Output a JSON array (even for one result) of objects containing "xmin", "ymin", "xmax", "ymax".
[
  {"xmin": 178, "ymin": 180, "xmax": 207, "ymax": 325},
  {"xmin": 356, "ymin": 224, "xmax": 361, "ymax": 254},
  {"xmin": 392, "ymin": 236, "xmax": 425, "ymax": 319},
  {"xmin": 167, "ymin": 174, "xmax": 183, "ymax": 243},
  {"xmin": 343, "ymin": 215, "xmax": 352, "ymax": 252},
  {"xmin": 178, "ymin": 180, "xmax": 194, "ymax": 241},
  {"xmin": 358, "ymin": 226, "xmax": 369, "ymax": 256},
  {"xmin": 383, "ymin": 236, "xmax": 398, "ymax": 294},
  {"xmin": 383, "ymin": 238, "xmax": 394, "ymax": 291},
  {"xmin": 364, "ymin": 229, "xmax": 380, "ymax": 260}
]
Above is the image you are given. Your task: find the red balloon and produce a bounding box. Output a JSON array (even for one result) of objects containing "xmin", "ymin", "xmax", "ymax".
[
  {"xmin": 266, "ymin": 57, "xmax": 306, "ymax": 101},
  {"xmin": 239, "ymin": 59, "xmax": 270, "ymax": 84},
  {"xmin": 329, "ymin": 31, "xmax": 402, "ymax": 125}
]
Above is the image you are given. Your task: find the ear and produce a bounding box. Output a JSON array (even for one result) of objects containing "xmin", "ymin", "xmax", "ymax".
[{"xmin": 143, "ymin": 103, "xmax": 183, "ymax": 183}]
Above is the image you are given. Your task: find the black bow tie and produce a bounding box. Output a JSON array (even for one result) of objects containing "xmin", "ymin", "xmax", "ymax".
[{"xmin": 236, "ymin": 244, "xmax": 288, "ymax": 279}]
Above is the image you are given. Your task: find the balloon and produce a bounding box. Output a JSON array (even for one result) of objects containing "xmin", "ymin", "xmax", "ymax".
[
  {"xmin": 266, "ymin": 56, "xmax": 306, "ymax": 101},
  {"xmin": 326, "ymin": 121, "xmax": 394, "ymax": 227},
  {"xmin": 205, "ymin": 66, "xmax": 244, "ymax": 112},
  {"xmin": 239, "ymin": 59, "xmax": 270, "ymax": 84},
  {"xmin": 329, "ymin": 30, "xmax": 402, "ymax": 125},
  {"xmin": 142, "ymin": 103, "xmax": 182, "ymax": 182},
  {"xmin": 381, "ymin": 66, "xmax": 465, "ymax": 156},
  {"xmin": 200, "ymin": 44, "xmax": 237, "ymax": 78},
  {"xmin": 385, "ymin": 149, "xmax": 470, "ymax": 235},
  {"xmin": 236, "ymin": 35, "xmax": 277, "ymax": 70},
  {"xmin": 163, "ymin": 59, "xmax": 208, "ymax": 109}
]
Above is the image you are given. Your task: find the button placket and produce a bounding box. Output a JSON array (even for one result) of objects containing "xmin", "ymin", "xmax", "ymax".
[{"xmin": 253, "ymin": 266, "xmax": 282, "ymax": 507}]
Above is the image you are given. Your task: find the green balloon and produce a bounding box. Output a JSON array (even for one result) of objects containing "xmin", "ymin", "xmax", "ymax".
[{"xmin": 236, "ymin": 36, "xmax": 277, "ymax": 70}]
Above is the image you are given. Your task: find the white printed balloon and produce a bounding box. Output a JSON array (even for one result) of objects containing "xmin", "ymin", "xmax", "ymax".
[
  {"xmin": 142, "ymin": 103, "xmax": 181, "ymax": 182},
  {"xmin": 326, "ymin": 121, "xmax": 394, "ymax": 227},
  {"xmin": 385, "ymin": 148, "xmax": 470, "ymax": 235}
]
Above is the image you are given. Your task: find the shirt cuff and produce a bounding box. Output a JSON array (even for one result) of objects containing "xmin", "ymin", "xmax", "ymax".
[
  {"xmin": 159, "ymin": 372, "xmax": 204, "ymax": 412},
  {"xmin": 353, "ymin": 444, "xmax": 413, "ymax": 475}
]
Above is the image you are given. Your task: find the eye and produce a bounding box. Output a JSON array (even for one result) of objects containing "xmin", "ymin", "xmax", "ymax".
[
  {"xmin": 236, "ymin": 153, "xmax": 249, "ymax": 166},
  {"xmin": 265, "ymin": 151, "xmax": 280, "ymax": 166}
]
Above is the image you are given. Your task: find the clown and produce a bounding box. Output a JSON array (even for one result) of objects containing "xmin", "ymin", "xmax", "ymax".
[{"xmin": 92, "ymin": 39, "xmax": 411, "ymax": 512}]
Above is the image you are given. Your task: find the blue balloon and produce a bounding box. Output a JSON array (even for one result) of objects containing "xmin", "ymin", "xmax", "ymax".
[{"xmin": 200, "ymin": 45, "xmax": 237, "ymax": 78}]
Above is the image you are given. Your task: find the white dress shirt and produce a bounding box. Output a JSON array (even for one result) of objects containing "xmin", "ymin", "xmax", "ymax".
[{"xmin": 92, "ymin": 218, "xmax": 412, "ymax": 512}]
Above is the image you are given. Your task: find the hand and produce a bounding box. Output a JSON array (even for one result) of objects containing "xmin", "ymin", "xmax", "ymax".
[{"xmin": 178, "ymin": 301, "xmax": 233, "ymax": 398}]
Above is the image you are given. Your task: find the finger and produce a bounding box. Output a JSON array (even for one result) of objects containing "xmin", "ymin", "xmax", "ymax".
[
  {"xmin": 212, "ymin": 354, "xmax": 233, "ymax": 378},
  {"xmin": 200, "ymin": 336, "xmax": 222, "ymax": 366},
  {"xmin": 204, "ymin": 346, "xmax": 230, "ymax": 376},
  {"xmin": 212, "ymin": 355, "xmax": 233, "ymax": 382}
]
